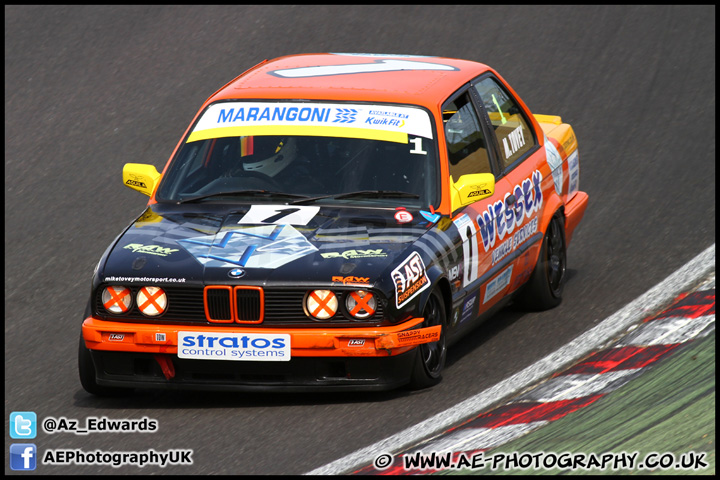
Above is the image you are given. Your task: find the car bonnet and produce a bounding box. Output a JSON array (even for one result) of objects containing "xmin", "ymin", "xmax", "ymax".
[{"xmin": 100, "ymin": 205, "xmax": 438, "ymax": 288}]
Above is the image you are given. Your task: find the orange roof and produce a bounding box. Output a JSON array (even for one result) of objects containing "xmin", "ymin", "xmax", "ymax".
[{"xmin": 207, "ymin": 53, "xmax": 493, "ymax": 109}]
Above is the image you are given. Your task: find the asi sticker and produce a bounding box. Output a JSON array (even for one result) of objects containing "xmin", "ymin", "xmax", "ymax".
[{"xmin": 391, "ymin": 251, "xmax": 430, "ymax": 308}]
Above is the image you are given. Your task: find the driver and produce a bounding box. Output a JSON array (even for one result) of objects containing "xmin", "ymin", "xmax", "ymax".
[
  {"xmin": 237, "ymin": 135, "xmax": 327, "ymax": 193},
  {"xmin": 240, "ymin": 136, "xmax": 298, "ymax": 177}
]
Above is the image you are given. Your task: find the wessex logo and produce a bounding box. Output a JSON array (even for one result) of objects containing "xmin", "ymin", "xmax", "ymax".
[{"xmin": 476, "ymin": 169, "xmax": 543, "ymax": 252}]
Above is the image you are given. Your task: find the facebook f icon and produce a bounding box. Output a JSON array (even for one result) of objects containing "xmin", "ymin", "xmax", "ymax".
[
  {"xmin": 10, "ymin": 444, "xmax": 37, "ymax": 471},
  {"xmin": 10, "ymin": 412, "xmax": 37, "ymax": 439}
]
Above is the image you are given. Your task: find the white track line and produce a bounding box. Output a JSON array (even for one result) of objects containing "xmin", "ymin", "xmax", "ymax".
[{"xmin": 306, "ymin": 243, "xmax": 715, "ymax": 475}]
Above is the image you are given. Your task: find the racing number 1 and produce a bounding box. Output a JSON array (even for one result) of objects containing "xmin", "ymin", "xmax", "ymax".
[
  {"xmin": 261, "ymin": 208, "xmax": 301, "ymax": 223},
  {"xmin": 458, "ymin": 221, "xmax": 479, "ymax": 287}
]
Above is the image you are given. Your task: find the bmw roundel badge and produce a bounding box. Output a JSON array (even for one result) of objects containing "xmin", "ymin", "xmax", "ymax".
[{"xmin": 228, "ymin": 268, "xmax": 246, "ymax": 278}]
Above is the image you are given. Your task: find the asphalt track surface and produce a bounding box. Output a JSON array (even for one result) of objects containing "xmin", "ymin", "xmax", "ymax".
[{"xmin": 4, "ymin": 5, "xmax": 716, "ymax": 475}]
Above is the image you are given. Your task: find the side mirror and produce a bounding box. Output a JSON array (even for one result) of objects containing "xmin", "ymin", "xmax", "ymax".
[
  {"xmin": 450, "ymin": 173, "xmax": 495, "ymax": 211},
  {"xmin": 123, "ymin": 164, "xmax": 161, "ymax": 197}
]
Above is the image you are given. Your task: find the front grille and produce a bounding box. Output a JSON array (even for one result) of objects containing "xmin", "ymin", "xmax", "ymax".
[
  {"xmin": 205, "ymin": 287, "xmax": 233, "ymax": 323},
  {"xmin": 235, "ymin": 288, "xmax": 262, "ymax": 322},
  {"xmin": 96, "ymin": 284, "xmax": 384, "ymax": 325}
]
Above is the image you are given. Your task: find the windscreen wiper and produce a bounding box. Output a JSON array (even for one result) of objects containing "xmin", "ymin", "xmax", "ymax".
[
  {"xmin": 291, "ymin": 190, "xmax": 420, "ymax": 205},
  {"xmin": 178, "ymin": 190, "xmax": 309, "ymax": 204}
]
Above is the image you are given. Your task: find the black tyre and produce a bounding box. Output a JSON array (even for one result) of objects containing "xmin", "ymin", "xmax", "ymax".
[
  {"xmin": 408, "ymin": 289, "xmax": 447, "ymax": 390},
  {"xmin": 78, "ymin": 334, "xmax": 132, "ymax": 396},
  {"xmin": 516, "ymin": 214, "xmax": 567, "ymax": 311}
]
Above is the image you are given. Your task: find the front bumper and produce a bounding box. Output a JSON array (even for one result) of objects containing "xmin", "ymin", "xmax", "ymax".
[{"xmin": 82, "ymin": 316, "xmax": 440, "ymax": 391}]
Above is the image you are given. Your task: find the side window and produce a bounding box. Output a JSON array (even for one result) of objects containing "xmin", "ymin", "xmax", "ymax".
[
  {"xmin": 473, "ymin": 77, "xmax": 535, "ymax": 169},
  {"xmin": 443, "ymin": 92, "xmax": 492, "ymax": 181}
]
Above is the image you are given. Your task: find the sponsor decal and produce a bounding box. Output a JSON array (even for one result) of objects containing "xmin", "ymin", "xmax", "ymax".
[
  {"xmin": 490, "ymin": 217, "xmax": 538, "ymax": 265},
  {"xmin": 123, "ymin": 243, "xmax": 179, "ymax": 257},
  {"xmin": 448, "ymin": 264, "xmax": 461, "ymax": 282},
  {"xmin": 321, "ymin": 249, "xmax": 387, "ymax": 259},
  {"xmin": 394, "ymin": 210, "xmax": 413, "ymax": 224},
  {"xmin": 567, "ymin": 150, "xmax": 580, "ymax": 198},
  {"xmin": 104, "ymin": 276, "xmax": 186, "ymax": 283},
  {"xmin": 391, "ymin": 252, "xmax": 430, "ymax": 308},
  {"xmin": 187, "ymin": 101, "xmax": 434, "ymax": 143},
  {"xmin": 476, "ymin": 169, "xmax": 543, "ymax": 252},
  {"xmin": 125, "ymin": 179, "xmax": 147, "ymax": 189},
  {"xmin": 108, "ymin": 333, "xmax": 124, "ymax": 342},
  {"xmin": 348, "ymin": 339, "xmax": 366, "ymax": 347},
  {"xmin": 460, "ymin": 294, "xmax": 478, "ymax": 324},
  {"xmin": 484, "ymin": 265, "xmax": 513, "ymax": 304},
  {"xmin": 332, "ymin": 275, "xmax": 370, "ymax": 286},
  {"xmin": 468, "ymin": 188, "xmax": 492, "ymax": 198},
  {"xmin": 155, "ymin": 333, "xmax": 167, "ymax": 342},
  {"xmin": 544, "ymin": 135, "xmax": 563, "ymax": 196},
  {"xmin": 178, "ymin": 332, "xmax": 290, "ymax": 362},
  {"xmin": 395, "ymin": 328, "xmax": 440, "ymax": 344},
  {"xmin": 502, "ymin": 124, "xmax": 527, "ymax": 159}
]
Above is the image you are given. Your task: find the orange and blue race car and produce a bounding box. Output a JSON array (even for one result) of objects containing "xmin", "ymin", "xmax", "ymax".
[{"xmin": 79, "ymin": 53, "xmax": 588, "ymax": 394}]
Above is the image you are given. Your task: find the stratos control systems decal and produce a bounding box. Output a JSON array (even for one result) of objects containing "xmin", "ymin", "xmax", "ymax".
[{"xmin": 391, "ymin": 251, "xmax": 430, "ymax": 308}]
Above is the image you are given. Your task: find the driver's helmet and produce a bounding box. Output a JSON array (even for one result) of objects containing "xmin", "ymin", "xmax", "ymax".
[{"xmin": 240, "ymin": 136, "xmax": 297, "ymax": 177}]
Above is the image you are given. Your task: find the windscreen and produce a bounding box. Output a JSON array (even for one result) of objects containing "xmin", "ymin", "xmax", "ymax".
[{"xmin": 155, "ymin": 101, "xmax": 439, "ymax": 208}]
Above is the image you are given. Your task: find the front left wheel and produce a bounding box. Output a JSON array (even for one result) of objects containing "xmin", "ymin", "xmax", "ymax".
[{"xmin": 408, "ymin": 289, "xmax": 447, "ymax": 390}]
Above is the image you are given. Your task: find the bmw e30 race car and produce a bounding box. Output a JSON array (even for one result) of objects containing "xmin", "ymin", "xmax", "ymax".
[{"xmin": 79, "ymin": 53, "xmax": 588, "ymax": 394}]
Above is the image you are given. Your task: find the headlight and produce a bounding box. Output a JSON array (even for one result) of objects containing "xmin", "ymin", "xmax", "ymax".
[
  {"xmin": 102, "ymin": 286, "xmax": 132, "ymax": 314},
  {"xmin": 305, "ymin": 290, "xmax": 338, "ymax": 320},
  {"xmin": 136, "ymin": 286, "xmax": 167, "ymax": 316},
  {"xmin": 345, "ymin": 290, "xmax": 376, "ymax": 319}
]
